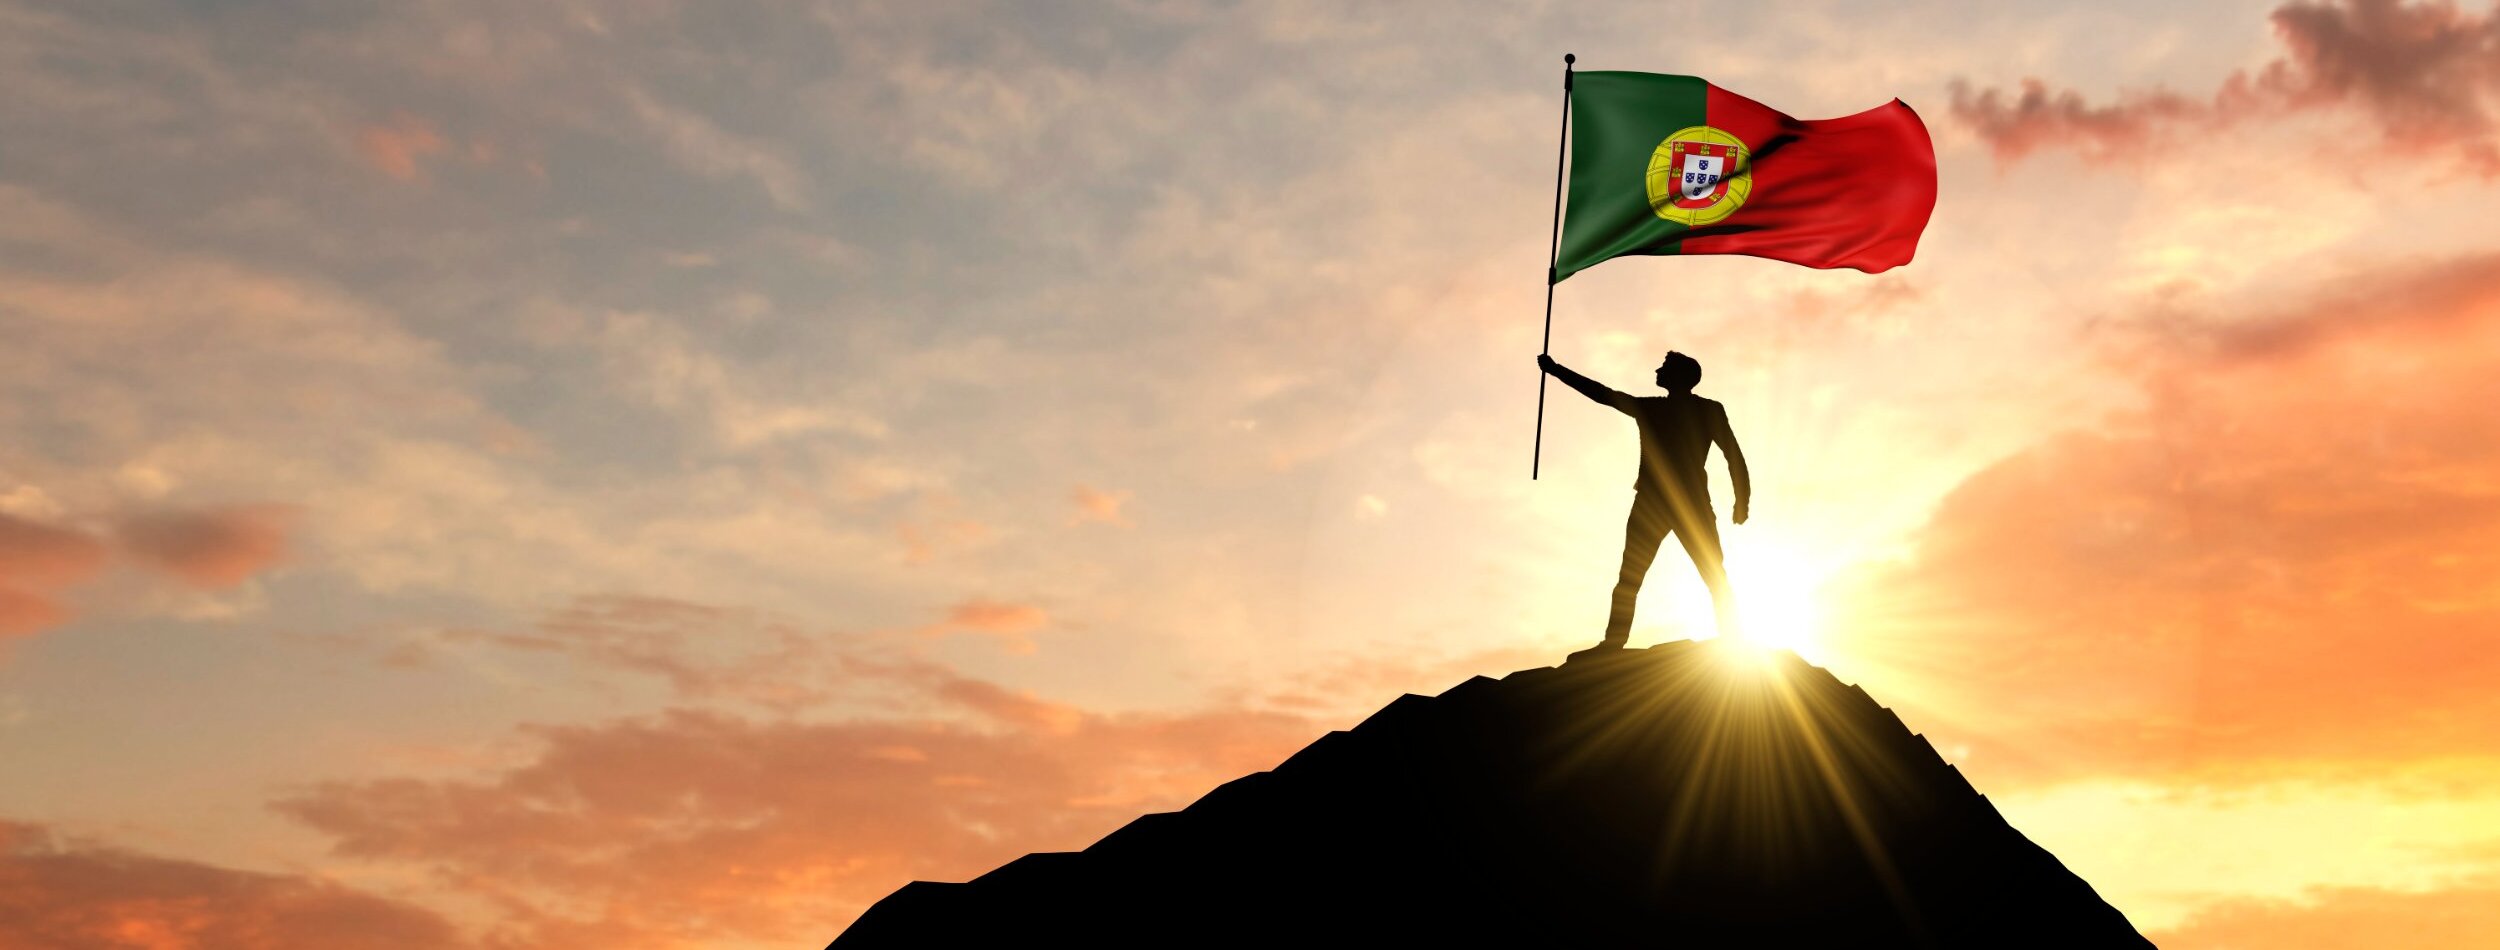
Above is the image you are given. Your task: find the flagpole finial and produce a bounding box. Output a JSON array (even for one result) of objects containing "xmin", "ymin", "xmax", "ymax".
[{"xmin": 1564, "ymin": 53, "xmax": 1575, "ymax": 65}]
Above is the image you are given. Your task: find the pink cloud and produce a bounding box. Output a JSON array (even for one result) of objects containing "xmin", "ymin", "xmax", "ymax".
[
  {"xmin": 114, "ymin": 504, "xmax": 295, "ymax": 590},
  {"xmin": 1953, "ymin": 0, "xmax": 2500, "ymax": 172},
  {"xmin": 0, "ymin": 820, "xmax": 469, "ymax": 949},
  {"xmin": 1825, "ymin": 254, "xmax": 2500, "ymax": 786},
  {"xmin": 354, "ymin": 114, "xmax": 448, "ymax": 181},
  {"xmin": 0, "ymin": 513, "xmax": 107, "ymax": 639}
]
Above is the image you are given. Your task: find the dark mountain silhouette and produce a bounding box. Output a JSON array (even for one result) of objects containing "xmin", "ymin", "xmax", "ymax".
[{"xmin": 830, "ymin": 641, "xmax": 2152, "ymax": 948}]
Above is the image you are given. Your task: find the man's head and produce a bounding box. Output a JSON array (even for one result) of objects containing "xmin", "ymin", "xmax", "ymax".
[{"xmin": 1654, "ymin": 351, "xmax": 1702, "ymax": 393}]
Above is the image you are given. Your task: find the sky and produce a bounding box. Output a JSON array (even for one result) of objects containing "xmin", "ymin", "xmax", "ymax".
[{"xmin": 2, "ymin": 0, "xmax": 2498, "ymax": 946}]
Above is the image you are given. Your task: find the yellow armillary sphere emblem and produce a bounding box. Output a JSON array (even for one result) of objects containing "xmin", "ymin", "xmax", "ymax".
[{"xmin": 1645, "ymin": 125, "xmax": 1753, "ymax": 226}]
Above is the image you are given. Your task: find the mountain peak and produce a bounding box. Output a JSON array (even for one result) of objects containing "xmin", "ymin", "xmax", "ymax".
[{"xmin": 832, "ymin": 640, "xmax": 2150, "ymax": 948}]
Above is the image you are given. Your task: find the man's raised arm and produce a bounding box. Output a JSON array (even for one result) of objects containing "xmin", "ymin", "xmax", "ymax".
[
  {"xmin": 1712, "ymin": 402, "xmax": 1751, "ymax": 525},
  {"xmin": 1537, "ymin": 355, "xmax": 1634, "ymax": 413}
]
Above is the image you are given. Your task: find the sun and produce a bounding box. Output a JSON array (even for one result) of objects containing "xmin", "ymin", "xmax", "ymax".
[
  {"xmin": 1733, "ymin": 537, "xmax": 1830, "ymax": 658},
  {"xmin": 1660, "ymin": 532, "xmax": 1832, "ymax": 663}
]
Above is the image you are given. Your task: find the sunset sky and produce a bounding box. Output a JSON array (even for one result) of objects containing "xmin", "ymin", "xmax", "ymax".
[{"xmin": 4, "ymin": 1, "xmax": 2499, "ymax": 946}]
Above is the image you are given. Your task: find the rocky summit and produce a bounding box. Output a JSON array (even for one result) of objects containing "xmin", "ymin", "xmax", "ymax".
[{"xmin": 832, "ymin": 641, "xmax": 2151, "ymax": 948}]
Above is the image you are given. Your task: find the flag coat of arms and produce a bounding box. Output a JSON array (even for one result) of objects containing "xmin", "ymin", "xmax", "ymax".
[{"xmin": 1554, "ymin": 72, "xmax": 1937, "ymax": 279}]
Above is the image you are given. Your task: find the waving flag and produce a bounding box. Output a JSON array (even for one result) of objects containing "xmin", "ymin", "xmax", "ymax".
[
  {"xmin": 1554, "ymin": 72, "xmax": 1937, "ymax": 279},
  {"xmin": 1528, "ymin": 60, "xmax": 1938, "ymax": 478}
]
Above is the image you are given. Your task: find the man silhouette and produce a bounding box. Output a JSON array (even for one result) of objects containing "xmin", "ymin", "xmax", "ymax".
[{"xmin": 1539, "ymin": 351, "xmax": 1749, "ymax": 651}]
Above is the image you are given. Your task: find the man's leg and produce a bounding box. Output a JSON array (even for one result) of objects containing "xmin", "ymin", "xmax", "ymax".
[
  {"xmin": 1672, "ymin": 506, "xmax": 1739, "ymax": 636},
  {"xmin": 1605, "ymin": 493, "xmax": 1671, "ymax": 645}
]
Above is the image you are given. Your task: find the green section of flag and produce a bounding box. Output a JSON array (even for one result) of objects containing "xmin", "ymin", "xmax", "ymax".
[{"xmin": 1554, "ymin": 72, "xmax": 1708, "ymax": 282}]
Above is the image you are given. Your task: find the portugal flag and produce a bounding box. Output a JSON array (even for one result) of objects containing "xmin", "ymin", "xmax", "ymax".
[{"xmin": 1554, "ymin": 72, "xmax": 1936, "ymax": 279}]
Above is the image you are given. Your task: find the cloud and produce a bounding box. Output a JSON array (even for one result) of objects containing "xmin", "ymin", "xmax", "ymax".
[
  {"xmin": 590, "ymin": 309, "xmax": 887, "ymax": 449},
  {"xmin": 622, "ymin": 88, "xmax": 812, "ymax": 211},
  {"xmin": 893, "ymin": 515, "xmax": 989, "ymax": 564},
  {"xmin": 0, "ymin": 819, "xmax": 469, "ymax": 950},
  {"xmin": 2152, "ymin": 878, "xmax": 2500, "ymax": 949},
  {"xmin": 0, "ymin": 514, "xmax": 108, "ymax": 587},
  {"xmin": 1940, "ymin": 77, "xmax": 2200, "ymax": 163},
  {"xmin": 114, "ymin": 504, "xmax": 295, "ymax": 590},
  {"xmin": 1824, "ymin": 253, "xmax": 2500, "ymax": 785},
  {"xmin": 414, "ymin": 593, "xmax": 1068, "ymax": 714},
  {"xmin": 1952, "ymin": 0, "xmax": 2500, "ymax": 171},
  {"xmin": 920, "ymin": 597, "xmax": 1049, "ymax": 654},
  {"xmin": 0, "ymin": 587, "xmax": 68, "ymax": 641},
  {"xmin": 0, "ymin": 513, "xmax": 107, "ymax": 638},
  {"xmin": 0, "ymin": 188, "xmax": 940, "ymax": 620},
  {"xmin": 354, "ymin": 114, "xmax": 448, "ymax": 181},
  {"xmin": 430, "ymin": 593, "xmax": 833, "ymax": 711},
  {"xmin": 1070, "ymin": 485, "xmax": 1131, "ymax": 526},
  {"xmin": 1948, "ymin": 79, "xmax": 2203, "ymax": 165},
  {"xmin": 0, "ymin": 504, "xmax": 290, "ymax": 638},
  {"xmin": 935, "ymin": 598, "xmax": 1048, "ymax": 633},
  {"xmin": 273, "ymin": 660, "xmax": 1315, "ymax": 946}
]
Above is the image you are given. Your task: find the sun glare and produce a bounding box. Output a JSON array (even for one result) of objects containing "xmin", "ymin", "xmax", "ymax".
[{"xmin": 1660, "ymin": 534, "xmax": 1832, "ymax": 663}]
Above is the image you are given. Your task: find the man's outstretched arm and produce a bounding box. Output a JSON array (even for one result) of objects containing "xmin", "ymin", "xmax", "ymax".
[
  {"xmin": 1711, "ymin": 403, "xmax": 1751, "ymax": 524},
  {"xmin": 1537, "ymin": 355, "xmax": 1634, "ymax": 413}
]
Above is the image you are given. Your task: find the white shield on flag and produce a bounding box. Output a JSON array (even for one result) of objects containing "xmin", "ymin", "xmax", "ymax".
[{"xmin": 1681, "ymin": 151, "xmax": 1725, "ymax": 203}]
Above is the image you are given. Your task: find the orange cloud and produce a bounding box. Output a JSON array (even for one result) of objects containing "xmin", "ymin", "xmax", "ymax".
[
  {"xmin": 115, "ymin": 504, "xmax": 294, "ymax": 590},
  {"xmin": 922, "ymin": 597, "xmax": 1049, "ymax": 654},
  {"xmin": 0, "ymin": 513, "xmax": 106, "ymax": 638},
  {"xmin": 0, "ymin": 514, "xmax": 108, "ymax": 585},
  {"xmin": 0, "ymin": 820, "xmax": 469, "ymax": 949},
  {"xmin": 1953, "ymin": 0, "xmax": 2500, "ymax": 171},
  {"xmin": 274, "ymin": 662, "xmax": 1314, "ymax": 946},
  {"xmin": 0, "ymin": 587, "xmax": 68, "ymax": 640},
  {"xmin": 355, "ymin": 114, "xmax": 449, "ymax": 181},
  {"xmin": 1071, "ymin": 485, "xmax": 1133, "ymax": 526},
  {"xmin": 1825, "ymin": 254, "xmax": 2500, "ymax": 786},
  {"xmin": 939, "ymin": 598, "xmax": 1047, "ymax": 633},
  {"xmin": 2152, "ymin": 878, "xmax": 2500, "ymax": 949}
]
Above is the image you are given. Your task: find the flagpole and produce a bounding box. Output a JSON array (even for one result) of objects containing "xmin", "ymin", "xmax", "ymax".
[{"xmin": 1533, "ymin": 53, "xmax": 1574, "ymax": 480}]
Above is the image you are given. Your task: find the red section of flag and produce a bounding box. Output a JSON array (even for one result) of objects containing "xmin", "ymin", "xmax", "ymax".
[{"xmin": 1685, "ymin": 84, "xmax": 1937, "ymax": 273}]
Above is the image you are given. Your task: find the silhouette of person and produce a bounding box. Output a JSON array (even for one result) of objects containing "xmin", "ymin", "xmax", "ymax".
[{"xmin": 1539, "ymin": 351, "xmax": 1749, "ymax": 650}]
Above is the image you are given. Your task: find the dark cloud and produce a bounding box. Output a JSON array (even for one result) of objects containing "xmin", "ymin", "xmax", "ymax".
[
  {"xmin": 1947, "ymin": 78, "xmax": 2201, "ymax": 165},
  {"xmin": 1953, "ymin": 0, "xmax": 2500, "ymax": 171},
  {"xmin": 0, "ymin": 820, "xmax": 469, "ymax": 950},
  {"xmin": 114, "ymin": 504, "xmax": 295, "ymax": 590}
]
